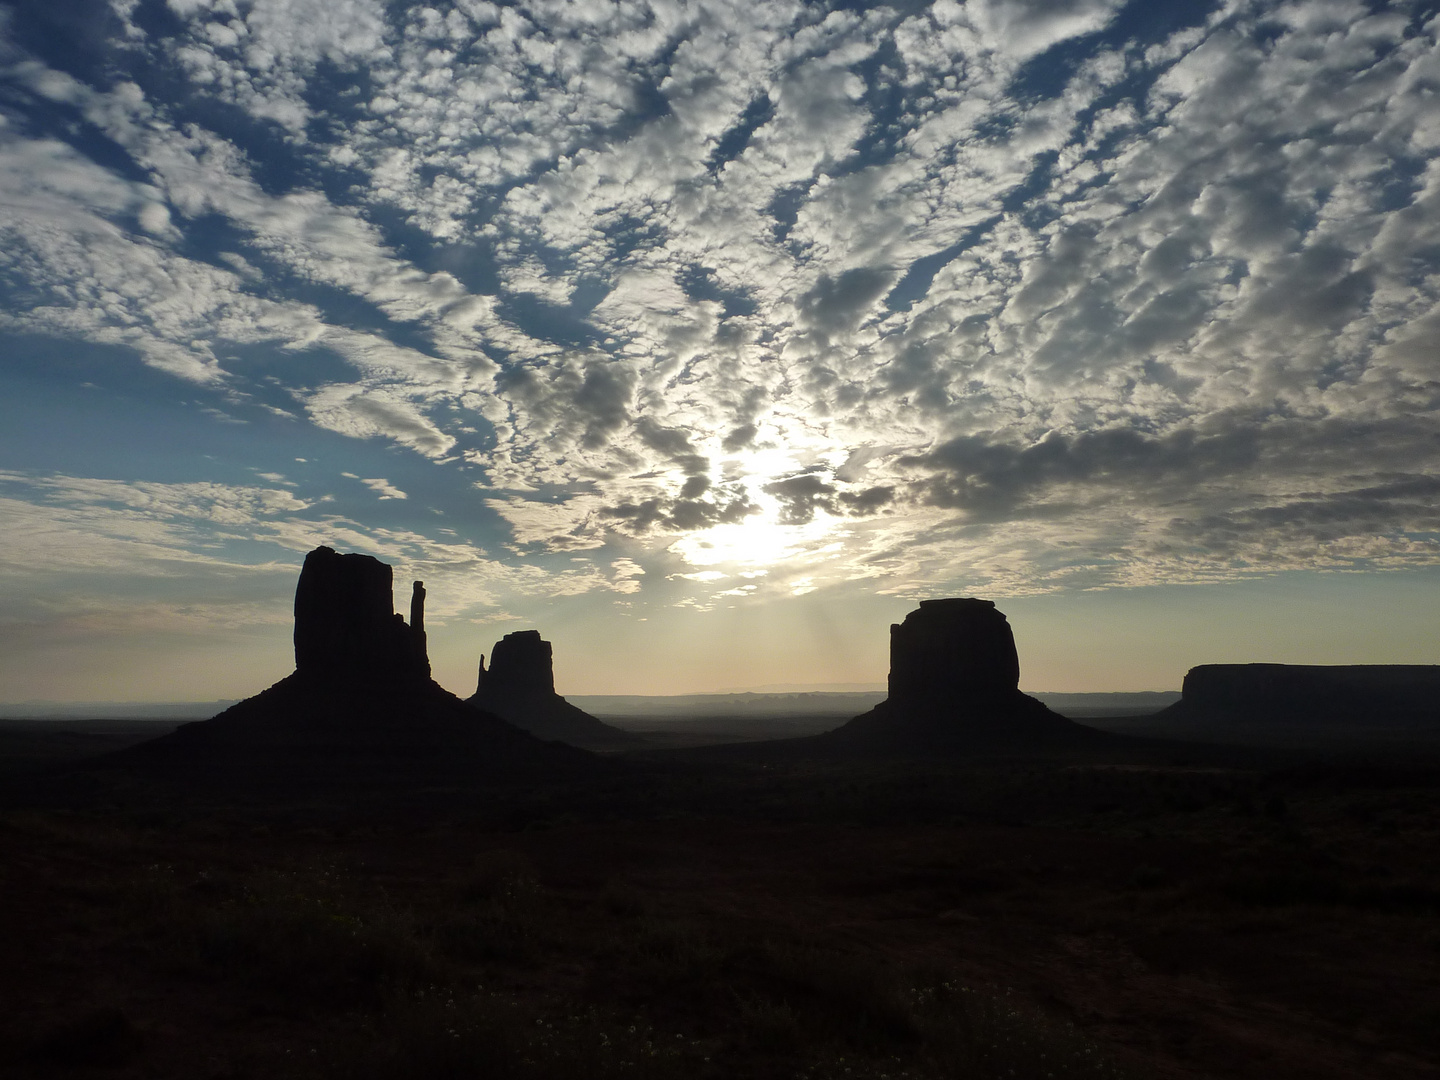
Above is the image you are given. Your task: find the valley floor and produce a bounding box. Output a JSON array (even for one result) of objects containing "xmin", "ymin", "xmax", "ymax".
[{"xmin": 1, "ymin": 731, "xmax": 1438, "ymax": 1079}]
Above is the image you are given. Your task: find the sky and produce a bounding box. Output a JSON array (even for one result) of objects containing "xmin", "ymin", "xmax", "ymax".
[{"xmin": 1, "ymin": 0, "xmax": 1439, "ymax": 703}]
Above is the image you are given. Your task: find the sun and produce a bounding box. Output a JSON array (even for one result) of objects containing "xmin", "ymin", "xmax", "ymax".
[{"xmin": 668, "ymin": 490, "xmax": 841, "ymax": 572}]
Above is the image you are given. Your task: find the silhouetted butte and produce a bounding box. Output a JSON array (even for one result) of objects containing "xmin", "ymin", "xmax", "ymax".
[
  {"xmin": 821, "ymin": 598, "xmax": 1090, "ymax": 752},
  {"xmin": 469, "ymin": 630, "xmax": 636, "ymax": 750},
  {"xmin": 123, "ymin": 547, "xmax": 592, "ymax": 777}
]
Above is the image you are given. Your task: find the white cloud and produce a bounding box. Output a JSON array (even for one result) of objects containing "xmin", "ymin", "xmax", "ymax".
[
  {"xmin": 358, "ymin": 477, "xmax": 407, "ymax": 500},
  {"xmin": 304, "ymin": 384, "xmax": 457, "ymax": 458},
  {"xmin": 0, "ymin": 471, "xmax": 623, "ymax": 630},
  {"xmin": 2, "ymin": 0, "xmax": 1439, "ymax": 609},
  {"xmin": 485, "ymin": 494, "xmax": 608, "ymax": 552},
  {"xmin": 966, "ymin": 0, "xmax": 1126, "ymax": 61}
]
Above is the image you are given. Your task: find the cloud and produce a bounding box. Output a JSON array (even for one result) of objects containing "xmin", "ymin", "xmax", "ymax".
[
  {"xmin": 304, "ymin": 385, "xmax": 457, "ymax": 458},
  {"xmin": 12, "ymin": 473, "xmax": 314, "ymax": 525},
  {"xmin": 359, "ymin": 477, "xmax": 407, "ymax": 500},
  {"xmin": 608, "ymin": 556, "xmax": 645, "ymax": 594},
  {"xmin": 797, "ymin": 268, "xmax": 896, "ymax": 336},
  {"xmin": 486, "ymin": 494, "xmax": 607, "ymax": 552},
  {"xmin": 0, "ymin": 471, "xmax": 624, "ymax": 635},
  {"xmin": 902, "ymin": 424, "xmax": 1263, "ymax": 519},
  {"xmin": 1, "ymin": 0, "xmax": 1439, "ymax": 612},
  {"xmin": 762, "ymin": 472, "xmax": 838, "ymax": 525},
  {"xmin": 966, "ymin": 0, "xmax": 1126, "ymax": 60}
]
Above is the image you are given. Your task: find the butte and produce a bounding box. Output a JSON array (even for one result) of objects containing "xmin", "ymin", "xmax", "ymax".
[
  {"xmin": 817, "ymin": 598, "xmax": 1094, "ymax": 754},
  {"xmin": 121, "ymin": 546, "xmax": 594, "ymax": 782},
  {"xmin": 468, "ymin": 630, "xmax": 637, "ymax": 751}
]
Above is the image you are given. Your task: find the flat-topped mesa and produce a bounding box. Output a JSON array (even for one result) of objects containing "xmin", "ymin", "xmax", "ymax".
[
  {"xmin": 887, "ymin": 598, "xmax": 1020, "ymax": 703},
  {"xmin": 293, "ymin": 546, "xmax": 429, "ymax": 684},
  {"xmin": 476, "ymin": 630, "xmax": 555, "ymax": 696},
  {"xmin": 1172, "ymin": 663, "xmax": 1440, "ymax": 724}
]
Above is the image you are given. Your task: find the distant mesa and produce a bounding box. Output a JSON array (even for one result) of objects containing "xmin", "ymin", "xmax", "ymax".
[
  {"xmin": 823, "ymin": 598, "xmax": 1092, "ymax": 752},
  {"xmin": 1158, "ymin": 663, "xmax": 1440, "ymax": 734},
  {"xmin": 469, "ymin": 630, "xmax": 637, "ymax": 751},
  {"xmin": 122, "ymin": 547, "xmax": 594, "ymax": 776}
]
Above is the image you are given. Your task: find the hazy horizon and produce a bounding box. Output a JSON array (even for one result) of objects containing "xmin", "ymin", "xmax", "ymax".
[
  {"xmin": 2, "ymin": 1, "xmax": 1438, "ymax": 701},
  {"xmin": 0, "ymin": 685, "xmax": 1172, "ymax": 707},
  {"xmin": 0, "ymin": 686, "xmax": 1194, "ymax": 721}
]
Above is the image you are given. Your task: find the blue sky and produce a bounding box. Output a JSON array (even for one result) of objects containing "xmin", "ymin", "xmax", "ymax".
[{"xmin": 2, "ymin": 0, "xmax": 1439, "ymax": 701}]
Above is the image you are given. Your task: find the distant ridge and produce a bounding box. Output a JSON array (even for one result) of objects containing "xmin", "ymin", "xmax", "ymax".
[
  {"xmin": 572, "ymin": 691, "xmax": 887, "ymax": 720},
  {"xmin": 0, "ymin": 692, "xmax": 1181, "ymax": 723},
  {"xmin": 1031, "ymin": 691, "xmax": 1181, "ymax": 715},
  {"xmin": 712, "ymin": 682, "xmax": 887, "ymax": 694},
  {"xmin": 0, "ymin": 701, "xmax": 241, "ymax": 721},
  {"xmin": 574, "ymin": 690, "xmax": 1181, "ymax": 721}
]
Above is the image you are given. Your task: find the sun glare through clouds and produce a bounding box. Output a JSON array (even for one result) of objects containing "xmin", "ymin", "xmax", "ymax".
[{"xmin": 669, "ymin": 506, "xmax": 842, "ymax": 571}]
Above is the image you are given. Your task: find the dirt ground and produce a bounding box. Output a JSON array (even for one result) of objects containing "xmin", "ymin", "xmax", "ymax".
[{"xmin": 1, "ymin": 739, "xmax": 1438, "ymax": 1079}]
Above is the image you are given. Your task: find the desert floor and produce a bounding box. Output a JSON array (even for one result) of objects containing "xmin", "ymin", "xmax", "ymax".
[{"xmin": 1, "ymin": 723, "xmax": 1438, "ymax": 1079}]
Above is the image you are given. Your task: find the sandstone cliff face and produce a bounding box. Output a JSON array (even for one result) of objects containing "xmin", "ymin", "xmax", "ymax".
[{"xmin": 293, "ymin": 546, "xmax": 429, "ymax": 683}]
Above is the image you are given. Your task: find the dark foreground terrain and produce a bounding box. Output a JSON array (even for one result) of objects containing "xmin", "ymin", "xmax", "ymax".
[{"xmin": 2, "ymin": 725, "xmax": 1439, "ymax": 1080}]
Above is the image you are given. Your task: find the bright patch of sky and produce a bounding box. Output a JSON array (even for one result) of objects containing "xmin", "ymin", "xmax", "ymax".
[{"xmin": 1, "ymin": 0, "xmax": 1438, "ymax": 697}]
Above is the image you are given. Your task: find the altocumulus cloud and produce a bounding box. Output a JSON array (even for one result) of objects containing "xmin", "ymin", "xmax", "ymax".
[{"xmin": 0, "ymin": 0, "xmax": 1438, "ymax": 610}]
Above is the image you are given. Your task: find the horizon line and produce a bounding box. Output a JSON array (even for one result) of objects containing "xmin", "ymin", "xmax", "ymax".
[{"xmin": 0, "ymin": 686, "xmax": 1191, "ymax": 713}]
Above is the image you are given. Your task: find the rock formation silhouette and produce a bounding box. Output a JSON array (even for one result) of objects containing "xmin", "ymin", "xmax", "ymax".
[
  {"xmin": 469, "ymin": 630, "xmax": 636, "ymax": 750},
  {"xmin": 886, "ymin": 598, "xmax": 1021, "ymax": 702},
  {"xmin": 823, "ymin": 598, "xmax": 1089, "ymax": 752},
  {"xmin": 479, "ymin": 631, "xmax": 555, "ymax": 695},
  {"xmin": 1157, "ymin": 663, "xmax": 1440, "ymax": 734},
  {"xmin": 292, "ymin": 546, "xmax": 430, "ymax": 682},
  {"xmin": 123, "ymin": 547, "xmax": 594, "ymax": 779}
]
